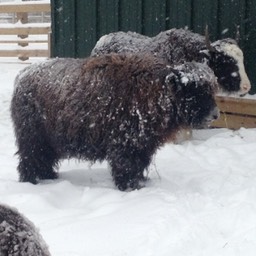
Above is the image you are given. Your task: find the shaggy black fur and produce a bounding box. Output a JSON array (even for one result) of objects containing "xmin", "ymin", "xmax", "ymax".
[
  {"xmin": 0, "ymin": 204, "xmax": 50, "ymax": 256},
  {"xmin": 11, "ymin": 54, "xmax": 219, "ymax": 191},
  {"xmin": 91, "ymin": 29, "xmax": 251, "ymax": 95}
]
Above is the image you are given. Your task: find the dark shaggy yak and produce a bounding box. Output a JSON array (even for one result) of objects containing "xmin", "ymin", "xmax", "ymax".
[
  {"xmin": 11, "ymin": 54, "xmax": 219, "ymax": 191},
  {"xmin": 0, "ymin": 204, "xmax": 50, "ymax": 256},
  {"xmin": 91, "ymin": 28, "xmax": 251, "ymax": 95}
]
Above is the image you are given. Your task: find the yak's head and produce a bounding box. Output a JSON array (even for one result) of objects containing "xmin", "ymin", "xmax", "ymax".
[
  {"xmin": 166, "ymin": 62, "xmax": 219, "ymax": 129},
  {"xmin": 200, "ymin": 29, "xmax": 251, "ymax": 96}
]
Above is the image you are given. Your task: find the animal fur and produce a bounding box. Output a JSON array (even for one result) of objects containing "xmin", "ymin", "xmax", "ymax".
[
  {"xmin": 0, "ymin": 204, "xmax": 50, "ymax": 256},
  {"xmin": 91, "ymin": 29, "xmax": 251, "ymax": 95},
  {"xmin": 11, "ymin": 54, "xmax": 219, "ymax": 191}
]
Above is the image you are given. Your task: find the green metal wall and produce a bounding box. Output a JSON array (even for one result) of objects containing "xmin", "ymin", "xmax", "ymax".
[{"xmin": 51, "ymin": 0, "xmax": 256, "ymax": 92}]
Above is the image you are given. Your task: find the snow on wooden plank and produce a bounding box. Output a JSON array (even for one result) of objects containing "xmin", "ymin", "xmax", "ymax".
[
  {"xmin": 0, "ymin": 1, "xmax": 50, "ymax": 13},
  {"xmin": 0, "ymin": 34, "xmax": 48, "ymax": 44},
  {"xmin": 0, "ymin": 39, "xmax": 47, "ymax": 43},
  {"xmin": 0, "ymin": 23, "xmax": 51, "ymax": 35},
  {"xmin": 0, "ymin": 43, "xmax": 47, "ymax": 49},
  {"xmin": 0, "ymin": 48, "xmax": 48, "ymax": 57},
  {"xmin": 0, "ymin": 22, "xmax": 51, "ymax": 28}
]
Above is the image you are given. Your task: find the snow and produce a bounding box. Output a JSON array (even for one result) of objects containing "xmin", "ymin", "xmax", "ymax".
[
  {"xmin": 1, "ymin": 60, "xmax": 256, "ymax": 255},
  {"xmin": 0, "ymin": 22, "xmax": 51, "ymax": 28},
  {"xmin": 0, "ymin": 0, "xmax": 50, "ymax": 6}
]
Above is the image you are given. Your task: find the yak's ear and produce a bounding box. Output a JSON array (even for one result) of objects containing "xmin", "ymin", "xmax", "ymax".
[{"xmin": 165, "ymin": 73, "xmax": 177, "ymax": 85}]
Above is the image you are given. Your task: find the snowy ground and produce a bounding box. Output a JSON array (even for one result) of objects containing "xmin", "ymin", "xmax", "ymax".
[{"xmin": 1, "ymin": 59, "xmax": 256, "ymax": 256}]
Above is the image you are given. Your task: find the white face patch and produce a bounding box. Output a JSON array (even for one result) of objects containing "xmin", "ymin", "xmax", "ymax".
[{"xmin": 222, "ymin": 43, "xmax": 251, "ymax": 95}]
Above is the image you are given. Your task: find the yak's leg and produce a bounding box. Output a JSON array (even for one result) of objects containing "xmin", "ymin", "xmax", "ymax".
[
  {"xmin": 11, "ymin": 87, "xmax": 59, "ymax": 184},
  {"xmin": 108, "ymin": 149, "xmax": 151, "ymax": 191},
  {"xmin": 14, "ymin": 119, "xmax": 58, "ymax": 183},
  {"xmin": 17, "ymin": 143, "xmax": 58, "ymax": 184}
]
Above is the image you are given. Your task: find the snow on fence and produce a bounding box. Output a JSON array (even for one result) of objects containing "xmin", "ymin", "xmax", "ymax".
[{"xmin": 0, "ymin": 0, "xmax": 51, "ymax": 60}]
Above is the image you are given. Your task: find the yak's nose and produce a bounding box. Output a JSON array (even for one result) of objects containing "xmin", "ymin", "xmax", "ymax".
[
  {"xmin": 210, "ymin": 106, "xmax": 220, "ymax": 121},
  {"xmin": 240, "ymin": 83, "xmax": 251, "ymax": 95}
]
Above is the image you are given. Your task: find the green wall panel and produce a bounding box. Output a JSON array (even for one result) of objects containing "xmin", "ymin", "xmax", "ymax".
[
  {"xmin": 119, "ymin": 0, "xmax": 143, "ymax": 33},
  {"xmin": 166, "ymin": 0, "xmax": 192, "ymax": 29},
  {"xmin": 97, "ymin": 0, "xmax": 119, "ymax": 38},
  {"xmin": 192, "ymin": 0, "xmax": 218, "ymax": 38},
  {"xmin": 244, "ymin": 0, "xmax": 256, "ymax": 93},
  {"xmin": 51, "ymin": 0, "xmax": 76, "ymax": 57},
  {"xmin": 75, "ymin": 0, "xmax": 97, "ymax": 58},
  {"xmin": 218, "ymin": 0, "xmax": 246, "ymax": 43},
  {"xmin": 142, "ymin": 0, "xmax": 167, "ymax": 36}
]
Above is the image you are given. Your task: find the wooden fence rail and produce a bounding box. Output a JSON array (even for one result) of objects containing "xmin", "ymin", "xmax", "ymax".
[
  {"xmin": 212, "ymin": 96, "xmax": 256, "ymax": 129},
  {"xmin": 0, "ymin": 0, "xmax": 51, "ymax": 60}
]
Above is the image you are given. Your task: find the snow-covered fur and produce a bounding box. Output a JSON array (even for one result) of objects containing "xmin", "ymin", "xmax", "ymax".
[
  {"xmin": 0, "ymin": 204, "xmax": 50, "ymax": 256},
  {"xmin": 91, "ymin": 29, "xmax": 251, "ymax": 95},
  {"xmin": 11, "ymin": 54, "xmax": 219, "ymax": 191}
]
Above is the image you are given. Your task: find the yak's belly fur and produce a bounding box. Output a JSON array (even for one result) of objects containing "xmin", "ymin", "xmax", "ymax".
[{"xmin": 11, "ymin": 54, "xmax": 218, "ymax": 190}]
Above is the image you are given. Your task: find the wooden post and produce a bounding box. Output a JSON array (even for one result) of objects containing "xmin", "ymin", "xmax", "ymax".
[
  {"xmin": 48, "ymin": 31, "xmax": 51, "ymax": 58},
  {"xmin": 17, "ymin": 12, "xmax": 28, "ymax": 60}
]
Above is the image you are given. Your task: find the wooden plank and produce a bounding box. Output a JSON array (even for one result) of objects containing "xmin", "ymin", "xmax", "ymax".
[
  {"xmin": 0, "ymin": 23, "xmax": 51, "ymax": 28},
  {"xmin": 0, "ymin": 26, "xmax": 51, "ymax": 35},
  {"xmin": 0, "ymin": 40, "xmax": 47, "ymax": 44},
  {"xmin": 0, "ymin": 1, "xmax": 50, "ymax": 13},
  {"xmin": 0, "ymin": 49, "xmax": 48, "ymax": 57},
  {"xmin": 215, "ymin": 96, "xmax": 256, "ymax": 116},
  {"xmin": 212, "ymin": 112, "xmax": 256, "ymax": 129},
  {"xmin": 47, "ymin": 32, "xmax": 51, "ymax": 57},
  {"xmin": 212, "ymin": 95, "xmax": 256, "ymax": 129}
]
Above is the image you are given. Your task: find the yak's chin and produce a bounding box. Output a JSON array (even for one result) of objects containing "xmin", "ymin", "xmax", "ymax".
[{"xmin": 192, "ymin": 120, "xmax": 214, "ymax": 129}]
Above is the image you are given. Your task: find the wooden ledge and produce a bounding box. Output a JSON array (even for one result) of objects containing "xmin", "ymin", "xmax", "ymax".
[
  {"xmin": 0, "ymin": 1, "xmax": 50, "ymax": 13},
  {"xmin": 212, "ymin": 95, "xmax": 256, "ymax": 129},
  {"xmin": 0, "ymin": 24, "xmax": 51, "ymax": 35}
]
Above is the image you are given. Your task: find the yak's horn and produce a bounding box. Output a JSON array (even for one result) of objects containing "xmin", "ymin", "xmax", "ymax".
[{"xmin": 205, "ymin": 25, "xmax": 216, "ymax": 52}]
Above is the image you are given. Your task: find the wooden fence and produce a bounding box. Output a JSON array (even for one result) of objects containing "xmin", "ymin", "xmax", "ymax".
[
  {"xmin": 212, "ymin": 96, "xmax": 256, "ymax": 129},
  {"xmin": 0, "ymin": 0, "xmax": 51, "ymax": 60}
]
